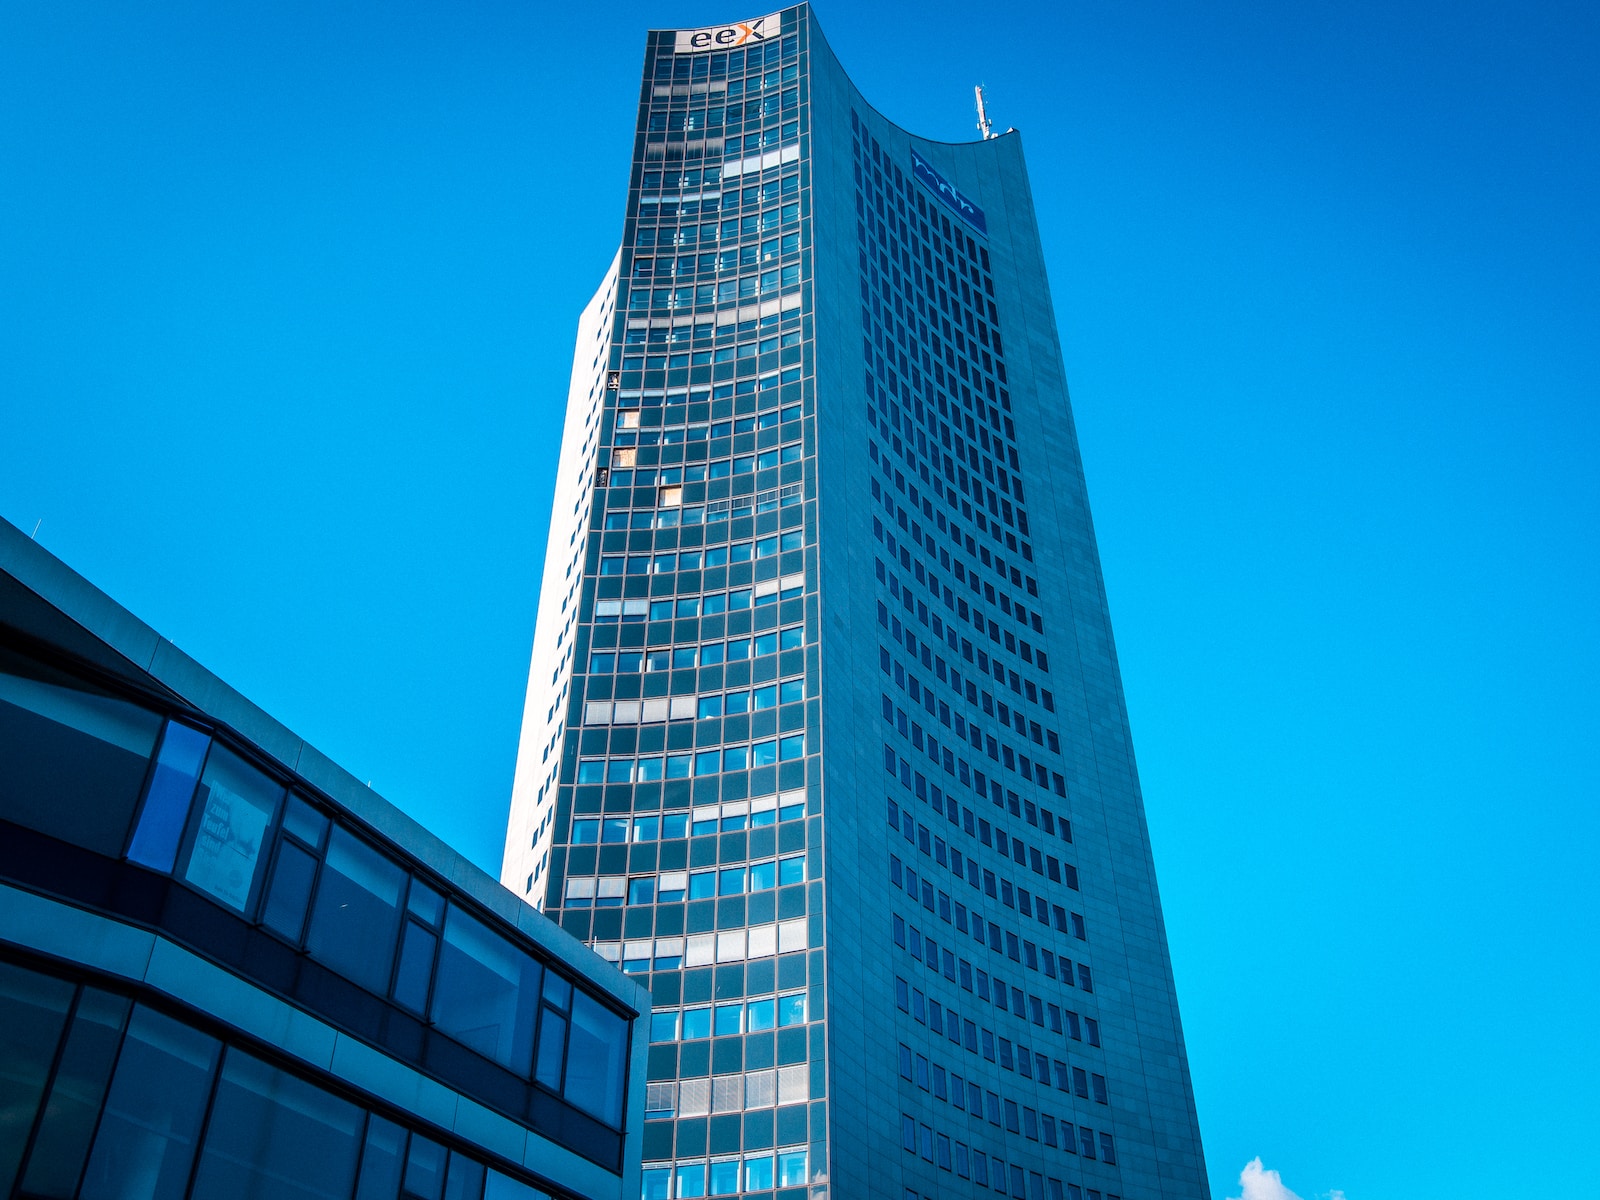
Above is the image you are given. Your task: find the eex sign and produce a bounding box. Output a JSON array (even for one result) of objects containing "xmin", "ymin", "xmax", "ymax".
[
  {"xmin": 674, "ymin": 14, "xmax": 781, "ymax": 54},
  {"xmin": 911, "ymin": 149, "xmax": 988, "ymax": 237}
]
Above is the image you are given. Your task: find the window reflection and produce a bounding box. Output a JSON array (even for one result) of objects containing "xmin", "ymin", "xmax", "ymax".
[
  {"xmin": 306, "ymin": 827, "xmax": 405, "ymax": 995},
  {"xmin": 181, "ymin": 745, "xmax": 283, "ymax": 913},
  {"xmin": 431, "ymin": 905, "xmax": 542, "ymax": 1076}
]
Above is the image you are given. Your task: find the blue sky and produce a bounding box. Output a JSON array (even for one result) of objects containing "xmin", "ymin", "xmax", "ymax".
[{"xmin": 2, "ymin": 1, "xmax": 1596, "ymax": 1196}]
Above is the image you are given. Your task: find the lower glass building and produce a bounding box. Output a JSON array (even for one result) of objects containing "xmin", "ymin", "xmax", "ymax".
[
  {"xmin": 504, "ymin": 7, "xmax": 1207, "ymax": 1200},
  {"xmin": 0, "ymin": 516, "xmax": 647, "ymax": 1200}
]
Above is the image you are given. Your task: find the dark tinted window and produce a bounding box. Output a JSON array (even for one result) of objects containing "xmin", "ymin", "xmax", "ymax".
[
  {"xmin": 306, "ymin": 827, "xmax": 405, "ymax": 994},
  {"xmin": 0, "ymin": 647, "xmax": 163, "ymax": 856},
  {"xmin": 430, "ymin": 905, "xmax": 541, "ymax": 1075},
  {"xmin": 564, "ymin": 991, "xmax": 628, "ymax": 1127},
  {"xmin": 191, "ymin": 1051, "xmax": 363, "ymax": 1200},
  {"xmin": 0, "ymin": 962, "xmax": 74, "ymax": 1191},
  {"xmin": 80, "ymin": 1007, "xmax": 220, "ymax": 1200}
]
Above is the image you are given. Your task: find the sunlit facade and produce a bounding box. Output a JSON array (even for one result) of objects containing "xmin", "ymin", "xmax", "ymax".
[{"xmin": 505, "ymin": 8, "xmax": 1207, "ymax": 1199}]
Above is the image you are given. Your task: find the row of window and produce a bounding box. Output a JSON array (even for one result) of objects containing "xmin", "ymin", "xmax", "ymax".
[
  {"xmin": 614, "ymin": 401, "xmax": 801, "ymax": 435},
  {"xmin": 878, "ymin": 486, "xmax": 1041, "ymax": 641},
  {"xmin": 629, "ymin": 260, "xmax": 803, "ymax": 313},
  {"xmin": 574, "ymin": 733, "xmax": 806, "ymax": 783},
  {"xmin": 596, "ymin": 531, "xmax": 803, "ymax": 578},
  {"xmin": 565, "ymin": 853, "xmax": 805, "ymax": 908},
  {"xmin": 900, "ymin": 1111, "xmax": 1117, "ymax": 1182},
  {"xmin": 907, "ymin": 1182, "xmax": 1114, "ymax": 1200},
  {"xmin": 586, "ymin": 625, "xmax": 802, "ymax": 673},
  {"xmin": 568, "ymin": 793, "xmax": 806, "ymax": 845},
  {"xmin": 881, "ymin": 550, "xmax": 1048, "ymax": 672},
  {"xmin": 901, "ymin": 1033, "xmax": 1108, "ymax": 1108},
  {"xmin": 643, "ymin": 1063, "xmax": 808, "ymax": 1118},
  {"xmin": 0, "ymin": 642, "xmax": 634, "ymax": 1131},
  {"xmin": 648, "ymin": 991, "xmax": 808, "ymax": 1042},
  {"xmin": 643, "ymin": 86, "xmax": 798, "ymax": 133},
  {"xmin": 890, "ymin": 791, "xmax": 1082, "ymax": 908},
  {"xmin": 651, "ymin": 33, "xmax": 797, "ymax": 80},
  {"xmin": 890, "ymin": 853, "xmax": 1089, "ymax": 976},
  {"xmin": 588, "ymin": 570, "xmax": 805, "ymax": 621},
  {"xmin": 639, "ymin": 1149, "xmax": 808, "ymax": 1200},
  {"xmin": 894, "ymin": 914, "xmax": 1100, "ymax": 1047},
  {"xmin": 876, "ymin": 466, "xmax": 1036, "ymax": 609},
  {"xmin": 594, "ymin": 919, "xmax": 809, "ymax": 972},
  {"xmin": 0, "ymin": 960, "xmax": 553, "ymax": 1200},
  {"xmin": 582, "ymin": 676, "xmax": 806, "ymax": 725}
]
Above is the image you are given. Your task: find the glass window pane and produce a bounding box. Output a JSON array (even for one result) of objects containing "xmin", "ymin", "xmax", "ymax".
[
  {"xmin": 749, "ymin": 861, "xmax": 775, "ymax": 891},
  {"xmin": 0, "ymin": 648, "xmax": 164, "ymax": 858},
  {"xmin": 306, "ymin": 827, "xmax": 405, "ymax": 994},
  {"xmin": 392, "ymin": 923, "xmax": 437, "ymax": 1014},
  {"xmin": 641, "ymin": 1168, "xmax": 671, "ymax": 1200},
  {"xmin": 126, "ymin": 721, "xmax": 210, "ymax": 871},
  {"xmin": 190, "ymin": 1050, "xmax": 363, "ymax": 1200},
  {"xmin": 776, "ymin": 1150, "xmax": 807, "ymax": 1187},
  {"xmin": 682, "ymin": 1007, "xmax": 711, "ymax": 1040},
  {"xmin": 676, "ymin": 1164, "xmax": 706, "ymax": 1199},
  {"xmin": 262, "ymin": 840, "xmax": 319, "ymax": 942},
  {"xmin": 407, "ymin": 879, "xmax": 445, "ymax": 926},
  {"xmin": 404, "ymin": 1135, "xmax": 448, "ymax": 1200},
  {"xmin": 563, "ymin": 991, "xmax": 628, "ymax": 1127},
  {"xmin": 746, "ymin": 999, "xmax": 775, "ymax": 1032},
  {"xmin": 81, "ymin": 1007, "xmax": 220, "ymax": 1200},
  {"xmin": 709, "ymin": 1160, "xmax": 740, "ymax": 1195},
  {"xmin": 282, "ymin": 794, "xmax": 329, "ymax": 850},
  {"xmin": 181, "ymin": 744, "xmax": 284, "ymax": 913},
  {"xmin": 20, "ymin": 988, "xmax": 131, "ymax": 1198},
  {"xmin": 430, "ymin": 905, "xmax": 541, "ymax": 1075},
  {"xmin": 743, "ymin": 1155, "xmax": 773, "ymax": 1191},
  {"xmin": 534, "ymin": 1009, "xmax": 565, "ymax": 1089},
  {"xmin": 778, "ymin": 994, "xmax": 806, "ymax": 1026},
  {"xmin": 354, "ymin": 1115, "xmax": 406, "ymax": 1200},
  {"xmin": 714, "ymin": 1002, "xmax": 743, "ymax": 1035},
  {"xmin": 0, "ymin": 962, "xmax": 76, "ymax": 1193},
  {"xmin": 443, "ymin": 1152, "xmax": 485, "ymax": 1200}
]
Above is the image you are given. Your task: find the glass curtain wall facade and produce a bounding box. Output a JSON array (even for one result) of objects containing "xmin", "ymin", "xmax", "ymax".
[
  {"xmin": 504, "ymin": 8, "xmax": 1207, "ymax": 1200},
  {"xmin": 0, "ymin": 517, "xmax": 648, "ymax": 1200}
]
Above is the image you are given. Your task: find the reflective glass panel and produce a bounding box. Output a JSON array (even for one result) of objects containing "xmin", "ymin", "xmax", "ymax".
[
  {"xmin": 81, "ymin": 1007, "xmax": 219, "ymax": 1200},
  {"xmin": 306, "ymin": 827, "xmax": 405, "ymax": 994},
  {"xmin": 431, "ymin": 905, "xmax": 541, "ymax": 1075},
  {"xmin": 353, "ymin": 1115, "xmax": 406, "ymax": 1200},
  {"xmin": 126, "ymin": 721, "xmax": 210, "ymax": 871},
  {"xmin": 190, "ymin": 1051, "xmax": 362, "ymax": 1200},
  {"xmin": 564, "ymin": 991, "xmax": 627, "ymax": 1127},
  {"xmin": 20, "ymin": 988, "xmax": 131, "ymax": 1198},
  {"xmin": 0, "ymin": 962, "xmax": 75, "ymax": 1193},
  {"xmin": 262, "ymin": 840, "xmax": 318, "ymax": 942},
  {"xmin": 181, "ymin": 744, "xmax": 284, "ymax": 913}
]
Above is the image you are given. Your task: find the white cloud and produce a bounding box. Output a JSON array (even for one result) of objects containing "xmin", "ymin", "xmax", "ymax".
[{"xmin": 1228, "ymin": 1158, "xmax": 1303, "ymax": 1200}]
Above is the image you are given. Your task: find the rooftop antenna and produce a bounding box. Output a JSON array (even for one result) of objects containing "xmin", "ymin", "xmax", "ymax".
[{"xmin": 975, "ymin": 83, "xmax": 995, "ymax": 140}]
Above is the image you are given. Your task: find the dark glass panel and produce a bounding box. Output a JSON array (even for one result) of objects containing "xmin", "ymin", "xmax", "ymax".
[
  {"xmin": 81, "ymin": 1006, "xmax": 220, "ymax": 1200},
  {"xmin": 0, "ymin": 646, "xmax": 164, "ymax": 856},
  {"xmin": 534, "ymin": 1009, "xmax": 566, "ymax": 1090},
  {"xmin": 392, "ymin": 922, "xmax": 437, "ymax": 1014},
  {"xmin": 181, "ymin": 743, "xmax": 285, "ymax": 913},
  {"xmin": 126, "ymin": 721, "xmax": 211, "ymax": 871},
  {"xmin": 403, "ymin": 1134, "xmax": 448, "ymax": 1200},
  {"xmin": 305, "ymin": 826, "xmax": 405, "ymax": 995},
  {"xmin": 429, "ymin": 905, "xmax": 540, "ymax": 1076},
  {"xmin": 282, "ymin": 794, "xmax": 330, "ymax": 850},
  {"xmin": 443, "ymin": 1152, "xmax": 486, "ymax": 1200},
  {"xmin": 262, "ymin": 840, "xmax": 319, "ymax": 942},
  {"xmin": 0, "ymin": 962, "xmax": 75, "ymax": 1193},
  {"xmin": 20, "ymin": 988, "xmax": 132, "ymax": 1197},
  {"xmin": 190, "ymin": 1050, "xmax": 363, "ymax": 1200},
  {"xmin": 564, "ymin": 991, "xmax": 628, "ymax": 1128},
  {"xmin": 353, "ymin": 1115, "xmax": 407, "ymax": 1200}
]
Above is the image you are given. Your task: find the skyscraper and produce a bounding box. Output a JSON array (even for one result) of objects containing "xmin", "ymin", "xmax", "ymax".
[{"xmin": 503, "ymin": 8, "xmax": 1208, "ymax": 1200}]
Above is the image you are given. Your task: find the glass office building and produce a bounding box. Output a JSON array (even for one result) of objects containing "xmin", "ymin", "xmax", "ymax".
[
  {"xmin": 0, "ymin": 517, "xmax": 648, "ymax": 1200},
  {"xmin": 503, "ymin": 7, "xmax": 1208, "ymax": 1199}
]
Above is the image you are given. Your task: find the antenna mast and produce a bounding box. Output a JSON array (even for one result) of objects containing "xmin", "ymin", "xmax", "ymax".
[{"xmin": 975, "ymin": 84, "xmax": 995, "ymax": 140}]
